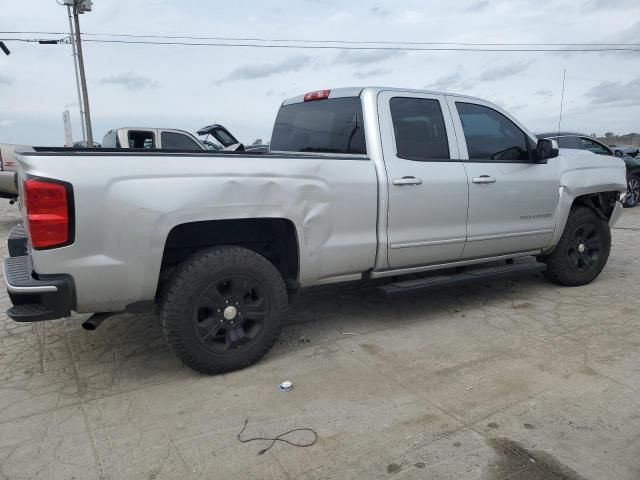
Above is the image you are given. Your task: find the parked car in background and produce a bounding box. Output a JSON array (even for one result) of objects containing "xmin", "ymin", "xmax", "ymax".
[
  {"xmin": 197, "ymin": 124, "xmax": 269, "ymax": 153},
  {"xmin": 102, "ymin": 127, "xmax": 206, "ymax": 150},
  {"xmin": 537, "ymin": 131, "xmax": 640, "ymax": 208},
  {"xmin": 72, "ymin": 141, "xmax": 102, "ymax": 148},
  {"xmin": 102, "ymin": 125, "xmax": 269, "ymax": 154},
  {"xmin": 0, "ymin": 143, "xmax": 23, "ymax": 199},
  {"xmin": 609, "ymin": 144, "xmax": 639, "ymax": 158}
]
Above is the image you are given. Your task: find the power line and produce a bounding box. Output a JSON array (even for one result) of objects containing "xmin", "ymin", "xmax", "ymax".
[
  {"xmin": 3, "ymin": 38, "xmax": 638, "ymax": 52},
  {"xmin": 74, "ymin": 39, "xmax": 640, "ymax": 52},
  {"xmin": 2, "ymin": 36, "xmax": 630, "ymax": 52},
  {"xmin": 1, "ymin": 30, "xmax": 640, "ymax": 48}
]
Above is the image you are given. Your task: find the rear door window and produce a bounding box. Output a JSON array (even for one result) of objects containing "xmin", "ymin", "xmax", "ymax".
[
  {"xmin": 579, "ymin": 137, "xmax": 612, "ymax": 156},
  {"xmin": 456, "ymin": 102, "xmax": 530, "ymax": 162},
  {"xmin": 161, "ymin": 132, "xmax": 202, "ymax": 150},
  {"xmin": 270, "ymin": 97, "xmax": 366, "ymax": 154},
  {"xmin": 390, "ymin": 97, "xmax": 450, "ymax": 161},
  {"xmin": 556, "ymin": 136, "xmax": 580, "ymax": 149}
]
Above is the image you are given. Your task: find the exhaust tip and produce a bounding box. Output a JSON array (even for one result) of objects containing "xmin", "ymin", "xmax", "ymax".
[{"xmin": 81, "ymin": 312, "xmax": 112, "ymax": 331}]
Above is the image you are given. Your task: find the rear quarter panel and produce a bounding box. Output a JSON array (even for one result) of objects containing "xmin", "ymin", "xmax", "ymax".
[{"xmin": 17, "ymin": 152, "xmax": 378, "ymax": 312}]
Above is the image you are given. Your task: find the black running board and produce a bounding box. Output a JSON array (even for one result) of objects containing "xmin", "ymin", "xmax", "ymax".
[{"xmin": 379, "ymin": 257, "xmax": 546, "ymax": 296}]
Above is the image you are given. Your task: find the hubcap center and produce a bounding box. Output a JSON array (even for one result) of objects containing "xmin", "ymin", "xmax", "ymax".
[
  {"xmin": 578, "ymin": 243, "xmax": 586, "ymax": 253},
  {"xmin": 223, "ymin": 306, "xmax": 238, "ymax": 320}
]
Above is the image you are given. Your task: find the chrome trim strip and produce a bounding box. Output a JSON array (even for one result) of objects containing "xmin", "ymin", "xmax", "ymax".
[
  {"xmin": 3, "ymin": 263, "xmax": 58, "ymax": 293},
  {"xmin": 390, "ymin": 238, "xmax": 466, "ymax": 249},
  {"xmin": 467, "ymin": 229, "xmax": 554, "ymax": 242}
]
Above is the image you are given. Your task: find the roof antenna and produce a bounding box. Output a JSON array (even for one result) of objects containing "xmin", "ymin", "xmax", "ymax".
[{"xmin": 557, "ymin": 69, "xmax": 566, "ymax": 136}]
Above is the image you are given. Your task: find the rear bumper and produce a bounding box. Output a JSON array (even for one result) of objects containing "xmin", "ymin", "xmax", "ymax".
[{"xmin": 4, "ymin": 228, "xmax": 75, "ymax": 321}]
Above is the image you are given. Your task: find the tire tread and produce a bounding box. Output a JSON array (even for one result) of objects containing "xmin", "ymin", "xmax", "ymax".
[
  {"xmin": 160, "ymin": 246, "xmax": 287, "ymax": 374},
  {"xmin": 543, "ymin": 206, "xmax": 611, "ymax": 286}
]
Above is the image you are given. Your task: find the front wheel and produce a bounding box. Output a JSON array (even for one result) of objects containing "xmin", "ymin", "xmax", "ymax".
[
  {"xmin": 160, "ymin": 246, "xmax": 287, "ymax": 374},
  {"xmin": 624, "ymin": 174, "xmax": 640, "ymax": 208},
  {"xmin": 542, "ymin": 206, "xmax": 611, "ymax": 286}
]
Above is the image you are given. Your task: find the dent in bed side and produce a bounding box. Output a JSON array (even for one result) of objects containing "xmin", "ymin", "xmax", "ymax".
[{"xmin": 22, "ymin": 154, "xmax": 378, "ymax": 313}]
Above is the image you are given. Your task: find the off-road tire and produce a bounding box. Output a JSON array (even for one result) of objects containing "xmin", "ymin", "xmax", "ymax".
[
  {"xmin": 160, "ymin": 246, "xmax": 287, "ymax": 374},
  {"xmin": 543, "ymin": 206, "xmax": 611, "ymax": 286}
]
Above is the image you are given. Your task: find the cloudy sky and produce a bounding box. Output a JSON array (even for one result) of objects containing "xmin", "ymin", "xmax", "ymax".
[{"xmin": 0, "ymin": 0, "xmax": 639, "ymax": 146}]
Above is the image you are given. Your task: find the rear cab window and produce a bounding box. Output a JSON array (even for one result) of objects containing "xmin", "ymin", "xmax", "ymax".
[
  {"xmin": 270, "ymin": 97, "xmax": 366, "ymax": 155},
  {"xmin": 128, "ymin": 130, "xmax": 156, "ymax": 149}
]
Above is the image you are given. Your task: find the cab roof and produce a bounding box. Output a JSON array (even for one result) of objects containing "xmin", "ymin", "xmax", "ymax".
[{"xmin": 281, "ymin": 86, "xmax": 487, "ymax": 106}]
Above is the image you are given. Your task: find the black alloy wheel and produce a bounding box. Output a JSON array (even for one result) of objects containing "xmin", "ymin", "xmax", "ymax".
[
  {"xmin": 192, "ymin": 275, "xmax": 268, "ymax": 355},
  {"xmin": 624, "ymin": 175, "xmax": 640, "ymax": 208},
  {"xmin": 566, "ymin": 223, "xmax": 603, "ymax": 273}
]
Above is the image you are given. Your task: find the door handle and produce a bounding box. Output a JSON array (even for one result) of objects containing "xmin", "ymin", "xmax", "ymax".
[
  {"xmin": 393, "ymin": 176, "xmax": 423, "ymax": 186},
  {"xmin": 472, "ymin": 175, "xmax": 496, "ymax": 184}
]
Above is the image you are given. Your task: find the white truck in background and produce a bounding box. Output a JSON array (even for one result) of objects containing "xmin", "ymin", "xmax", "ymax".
[
  {"xmin": 103, "ymin": 125, "xmax": 267, "ymax": 152},
  {"xmin": 0, "ymin": 143, "xmax": 23, "ymax": 199}
]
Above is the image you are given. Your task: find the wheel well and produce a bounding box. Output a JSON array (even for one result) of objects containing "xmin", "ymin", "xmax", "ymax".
[
  {"xmin": 573, "ymin": 191, "xmax": 619, "ymax": 220},
  {"xmin": 158, "ymin": 218, "xmax": 299, "ymax": 296}
]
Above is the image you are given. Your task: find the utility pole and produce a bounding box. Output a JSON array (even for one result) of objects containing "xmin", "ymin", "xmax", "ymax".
[
  {"xmin": 66, "ymin": 5, "xmax": 86, "ymax": 142},
  {"xmin": 62, "ymin": 0, "xmax": 93, "ymax": 146},
  {"xmin": 73, "ymin": 4, "xmax": 93, "ymax": 146}
]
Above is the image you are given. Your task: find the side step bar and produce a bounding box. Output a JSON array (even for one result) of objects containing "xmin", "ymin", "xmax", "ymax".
[{"xmin": 379, "ymin": 257, "xmax": 546, "ymax": 296}]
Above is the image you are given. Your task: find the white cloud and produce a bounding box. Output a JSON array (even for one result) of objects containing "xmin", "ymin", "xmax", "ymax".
[
  {"xmin": 397, "ymin": 10, "xmax": 425, "ymax": 24},
  {"xmin": 333, "ymin": 50, "xmax": 403, "ymax": 66},
  {"xmin": 326, "ymin": 11, "xmax": 352, "ymax": 23},
  {"xmin": 584, "ymin": 77, "xmax": 640, "ymax": 107},
  {"xmin": 0, "ymin": 120, "xmax": 14, "ymax": 127},
  {"xmin": 0, "ymin": 0, "xmax": 639, "ymax": 146},
  {"xmin": 216, "ymin": 56, "xmax": 312, "ymax": 84},
  {"xmin": 99, "ymin": 73, "xmax": 158, "ymax": 90},
  {"xmin": 479, "ymin": 61, "xmax": 534, "ymax": 82}
]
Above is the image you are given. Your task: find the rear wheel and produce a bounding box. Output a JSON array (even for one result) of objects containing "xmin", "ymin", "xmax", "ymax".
[
  {"xmin": 543, "ymin": 206, "xmax": 611, "ymax": 286},
  {"xmin": 160, "ymin": 246, "xmax": 287, "ymax": 374},
  {"xmin": 624, "ymin": 174, "xmax": 640, "ymax": 208}
]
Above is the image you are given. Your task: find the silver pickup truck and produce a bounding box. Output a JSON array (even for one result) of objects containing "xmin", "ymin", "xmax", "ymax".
[{"xmin": 4, "ymin": 87, "xmax": 626, "ymax": 374}]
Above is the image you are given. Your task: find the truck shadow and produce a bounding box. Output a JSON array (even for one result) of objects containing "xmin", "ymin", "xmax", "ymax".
[{"xmin": 60, "ymin": 273, "xmax": 547, "ymax": 395}]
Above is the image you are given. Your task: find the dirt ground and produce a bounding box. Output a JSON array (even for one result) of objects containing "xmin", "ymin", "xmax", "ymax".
[{"xmin": 0, "ymin": 202, "xmax": 639, "ymax": 480}]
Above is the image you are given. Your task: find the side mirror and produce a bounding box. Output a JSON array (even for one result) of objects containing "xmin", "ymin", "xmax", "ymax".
[{"xmin": 536, "ymin": 138, "xmax": 559, "ymax": 162}]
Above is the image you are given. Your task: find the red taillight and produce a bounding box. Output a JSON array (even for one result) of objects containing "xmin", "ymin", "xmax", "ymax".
[
  {"xmin": 24, "ymin": 178, "xmax": 72, "ymax": 249},
  {"xmin": 303, "ymin": 89, "xmax": 331, "ymax": 102}
]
